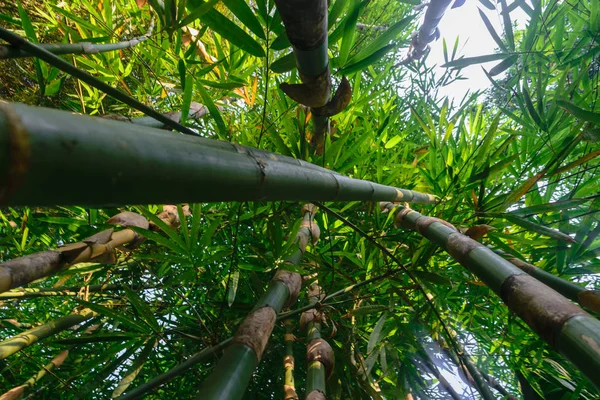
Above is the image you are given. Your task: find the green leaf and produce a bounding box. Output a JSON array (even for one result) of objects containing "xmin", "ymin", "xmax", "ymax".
[
  {"xmin": 199, "ymin": 79, "xmax": 246, "ymax": 90},
  {"xmin": 489, "ymin": 55, "xmax": 518, "ymax": 76},
  {"xmin": 442, "ymin": 53, "xmax": 509, "ymax": 68},
  {"xmin": 350, "ymin": 305, "xmax": 389, "ymax": 317},
  {"xmin": 76, "ymin": 300, "xmax": 150, "ymax": 333},
  {"xmin": 197, "ymin": 81, "xmax": 228, "ymax": 137},
  {"xmin": 478, "ymin": 8, "xmax": 508, "ymax": 52},
  {"xmin": 349, "ymin": 16, "xmax": 413, "ymax": 64},
  {"xmin": 222, "ymin": 0, "xmax": 265, "ymax": 39},
  {"xmin": 557, "ymin": 100, "xmax": 600, "ymax": 125},
  {"xmin": 499, "ymin": 0, "xmax": 515, "ymax": 50},
  {"xmin": 112, "ymin": 339, "xmax": 156, "ymax": 398},
  {"xmin": 412, "ymin": 270, "xmax": 452, "ymax": 286},
  {"xmin": 270, "ymin": 52, "xmax": 296, "ymax": 74},
  {"xmin": 124, "ymin": 287, "xmax": 160, "ymax": 332},
  {"xmin": 227, "ymin": 270, "xmax": 240, "ymax": 306},
  {"xmin": 179, "ymin": 0, "xmax": 220, "ymax": 27},
  {"xmin": 494, "ymin": 213, "xmax": 576, "ymax": 243},
  {"xmin": 367, "ymin": 312, "xmax": 387, "ymax": 354},
  {"xmin": 339, "ymin": 0, "xmax": 365, "ymax": 66},
  {"xmin": 17, "ymin": 3, "xmax": 45, "ymax": 96},
  {"xmin": 139, "ymin": 207, "xmax": 188, "ymax": 253},
  {"xmin": 180, "ymin": 74, "xmax": 194, "ymax": 126},
  {"xmin": 339, "ymin": 44, "xmax": 395, "ymax": 75}
]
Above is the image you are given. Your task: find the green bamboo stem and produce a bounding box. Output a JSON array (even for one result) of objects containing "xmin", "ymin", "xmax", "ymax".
[
  {"xmin": 0, "ymin": 28, "xmax": 196, "ymax": 136},
  {"xmin": 198, "ymin": 205, "xmax": 320, "ymax": 400},
  {"xmin": 302, "ymin": 283, "xmax": 332, "ymax": 400},
  {"xmin": 283, "ymin": 320, "xmax": 299, "ymax": 400},
  {"xmin": 393, "ymin": 206, "xmax": 600, "ymax": 388},
  {"xmin": 400, "ymin": 0, "xmax": 453, "ymax": 64},
  {"xmin": 0, "ymin": 284, "xmax": 157, "ymax": 300},
  {"xmin": 0, "ymin": 309, "xmax": 96, "ymax": 360},
  {"xmin": 120, "ymin": 269, "xmax": 401, "ymax": 399},
  {"xmin": 0, "ymin": 102, "xmax": 436, "ymax": 207},
  {"xmin": 492, "ymin": 248, "xmax": 600, "ymax": 314},
  {"xmin": 0, "ymin": 19, "xmax": 154, "ymax": 59},
  {"xmin": 0, "ymin": 349, "xmax": 69, "ymax": 399},
  {"xmin": 274, "ymin": 0, "xmax": 339, "ymax": 155}
]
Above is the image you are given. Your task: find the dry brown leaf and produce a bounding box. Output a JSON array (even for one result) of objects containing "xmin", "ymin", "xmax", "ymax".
[{"xmin": 463, "ymin": 224, "xmax": 495, "ymax": 240}]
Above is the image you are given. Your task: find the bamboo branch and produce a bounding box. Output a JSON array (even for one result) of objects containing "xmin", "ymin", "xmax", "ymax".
[
  {"xmin": 0, "ymin": 284, "xmax": 158, "ymax": 300},
  {"xmin": 0, "ymin": 19, "xmax": 154, "ymax": 59},
  {"xmin": 0, "ymin": 101, "xmax": 437, "ymax": 207},
  {"xmin": 283, "ymin": 320, "xmax": 299, "ymax": 400},
  {"xmin": 0, "ymin": 28, "xmax": 197, "ymax": 136}
]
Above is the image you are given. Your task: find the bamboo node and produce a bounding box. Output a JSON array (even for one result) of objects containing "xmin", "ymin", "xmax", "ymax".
[
  {"xmin": 306, "ymin": 338, "xmax": 334, "ymax": 378},
  {"xmin": 273, "ymin": 270, "xmax": 303, "ymax": 307},
  {"xmin": 0, "ymin": 102, "xmax": 31, "ymax": 205},
  {"xmin": 305, "ymin": 390, "xmax": 326, "ymax": 400},
  {"xmin": 233, "ymin": 306, "xmax": 277, "ymax": 361},
  {"xmin": 107, "ymin": 211, "xmax": 149, "ymax": 249}
]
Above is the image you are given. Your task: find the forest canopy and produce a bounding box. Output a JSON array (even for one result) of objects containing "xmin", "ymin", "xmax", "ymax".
[{"xmin": 0, "ymin": 0, "xmax": 599, "ymax": 399}]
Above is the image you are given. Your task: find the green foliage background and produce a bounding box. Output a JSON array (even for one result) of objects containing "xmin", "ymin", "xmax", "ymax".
[{"xmin": 0, "ymin": 0, "xmax": 599, "ymax": 398}]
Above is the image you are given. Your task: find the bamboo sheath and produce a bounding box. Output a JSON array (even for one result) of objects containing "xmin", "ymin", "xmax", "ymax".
[
  {"xmin": 0, "ymin": 102, "xmax": 436, "ymax": 207},
  {"xmin": 390, "ymin": 205, "xmax": 600, "ymax": 388}
]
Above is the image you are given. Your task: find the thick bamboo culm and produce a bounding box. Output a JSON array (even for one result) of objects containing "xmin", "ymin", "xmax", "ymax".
[
  {"xmin": 0, "ymin": 308, "xmax": 96, "ymax": 360},
  {"xmin": 390, "ymin": 204, "xmax": 600, "ymax": 388},
  {"xmin": 274, "ymin": 0, "xmax": 347, "ymax": 154},
  {"xmin": 198, "ymin": 205, "xmax": 320, "ymax": 400},
  {"xmin": 0, "ymin": 102, "xmax": 436, "ymax": 207},
  {"xmin": 0, "ymin": 19, "xmax": 154, "ymax": 59}
]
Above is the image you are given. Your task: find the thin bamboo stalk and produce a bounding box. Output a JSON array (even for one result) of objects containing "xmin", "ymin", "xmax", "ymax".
[
  {"xmin": 283, "ymin": 320, "xmax": 299, "ymax": 400},
  {"xmin": 417, "ymin": 352, "xmax": 462, "ymax": 400},
  {"xmin": 392, "ymin": 205, "xmax": 600, "ymax": 388},
  {"xmin": 0, "ymin": 28, "xmax": 196, "ymax": 136},
  {"xmin": 0, "ymin": 19, "xmax": 154, "ymax": 59},
  {"xmin": 302, "ymin": 283, "xmax": 333, "ymax": 400},
  {"xmin": 0, "ymin": 102, "xmax": 436, "ymax": 207},
  {"xmin": 399, "ymin": 0, "xmax": 453, "ymax": 64},
  {"xmin": 198, "ymin": 204, "xmax": 320, "ymax": 400},
  {"xmin": 0, "ymin": 350, "xmax": 69, "ymax": 400},
  {"xmin": 492, "ymin": 248, "xmax": 600, "ymax": 314},
  {"xmin": 0, "ymin": 308, "xmax": 96, "ymax": 360},
  {"xmin": 0, "ymin": 284, "xmax": 157, "ymax": 300}
]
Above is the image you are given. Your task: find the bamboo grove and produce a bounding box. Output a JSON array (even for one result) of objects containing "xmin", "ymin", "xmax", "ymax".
[{"xmin": 0, "ymin": 0, "xmax": 599, "ymax": 398}]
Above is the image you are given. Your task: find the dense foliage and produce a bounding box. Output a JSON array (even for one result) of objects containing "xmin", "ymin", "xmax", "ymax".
[{"xmin": 0, "ymin": 0, "xmax": 599, "ymax": 398}]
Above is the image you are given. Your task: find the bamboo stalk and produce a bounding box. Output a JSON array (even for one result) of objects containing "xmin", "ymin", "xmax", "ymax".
[
  {"xmin": 391, "ymin": 205, "xmax": 600, "ymax": 388},
  {"xmin": 0, "ymin": 102, "xmax": 436, "ymax": 207},
  {"xmin": 0, "ymin": 350, "xmax": 69, "ymax": 400},
  {"xmin": 120, "ymin": 269, "xmax": 400, "ymax": 399},
  {"xmin": 417, "ymin": 352, "xmax": 462, "ymax": 400},
  {"xmin": 0, "ymin": 308, "xmax": 96, "ymax": 360},
  {"xmin": 0, "ymin": 28, "xmax": 196, "ymax": 136},
  {"xmin": 492, "ymin": 248, "xmax": 600, "ymax": 314},
  {"xmin": 302, "ymin": 283, "xmax": 333, "ymax": 400},
  {"xmin": 274, "ymin": 0, "xmax": 351, "ymax": 155},
  {"xmin": 0, "ymin": 284, "xmax": 158, "ymax": 300},
  {"xmin": 198, "ymin": 204, "xmax": 320, "ymax": 400},
  {"xmin": 0, "ymin": 19, "xmax": 154, "ymax": 59},
  {"xmin": 0, "ymin": 213, "xmax": 148, "ymax": 294},
  {"xmin": 400, "ymin": 0, "xmax": 453, "ymax": 64},
  {"xmin": 283, "ymin": 320, "xmax": 299, "ymax": 400}
]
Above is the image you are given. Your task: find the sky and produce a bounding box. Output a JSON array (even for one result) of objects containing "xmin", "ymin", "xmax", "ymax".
[{"xmin": 424, "ymin": 0, "xmax": 529, "ymax": 103}]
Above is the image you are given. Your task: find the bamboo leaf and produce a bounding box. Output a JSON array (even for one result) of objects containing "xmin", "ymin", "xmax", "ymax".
[
  {"xmin": 17, "ymin": 3, "xmax": 45, "ymax": 96},
  {"xmin": 350, "ymin": 305, "xmax": 388, "ymax": 317},
  {"xmin": 179, "ymin": 0, "xmax": 220, "ymax": 27},
  {"xmin": 270, "ymin": 52, "xmax": 296, "ymax": 74},
  {"xmin": 112, "ymin": 339, "xmax": 156, "ymax": 398},
  {"xmin": 442, "ymin": 53, "xmax": 509, "ymax": 68},
  {"xmin": 557, "ymin": 100, "xmax": 600, "ymax": 125},
  {"xmin": 227, "ymin": 270, "xmax": 240, "ymax": 306},
  {"xmin": 478, "ymin": 8, "xmax": 507, "ymax": 52},
  {"xmin": 197, "ymin": 81, "xmax": 228, "ymax": 137},
  {"xmin": 222, "ymin": 0, "xmax": 265, "ymax": 39},
  {"xmin": 339, "ymin": 0, "xmax": 365, "ymax": 66},
  {"xmin": 489, "ymin": 55, "xmax": 518, "ymax": 76},
  {"xmin": 499, "ymin": 0, "xmax": 515, "ymax": 50},
  {"xmin": 339, "ymin": 44, "xmax": 395, "ymax": 75},
  {"xmin": 367, "ymin": 312, "xmax": 387, "ymax": 354},
  {"xmin": 350, "ymin": 16, "xmax": 413, "ymax": 64},
  {"xmin": 75, "ymin": 300, "xmax": 150, "ymax": 333},
  {"xmin": 124, "ymin": 288, "xmax": 160, "ymax": 332},
  {"xmin": 180, "ymin": 74, "xmax": 194, "ymax": 126},
  {"xmin": 494, "ymin": 213, "xmax": 576, "ymax": 243}
]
